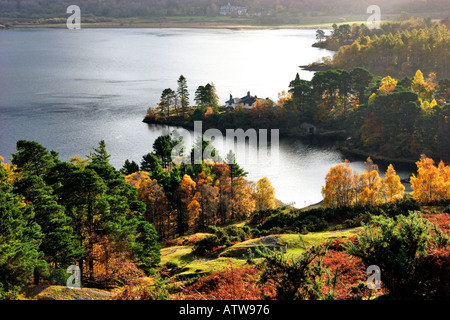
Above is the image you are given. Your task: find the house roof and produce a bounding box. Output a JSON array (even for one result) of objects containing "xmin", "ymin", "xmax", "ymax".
[{"xmin": 226, "ymin": 91, "xmax": 258, "ymax": 106}]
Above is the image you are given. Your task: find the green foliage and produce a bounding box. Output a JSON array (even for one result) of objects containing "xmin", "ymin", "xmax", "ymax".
[
  {"xmin": 2, "ymin": 140, "xmax": 161, "ymax": 291},
  {"xmin": 253, "ymin": 197, "xmax": 421, "ymax": 235},
  {"xmin": 152, "ymin": 134, "xmax": 181, "ymax": 168},
  {"xmin": 88, "ymin": 140, "xmax": 111, "ymax": 165},
  {"xmin": 192, "ymin": 234, "xmax": 221, "ymax": 255},
  {"xmin": 344, "ymin": 211, "xmax": 449, "ymax": 298},
  {"xmin": 12, "ymin": 140, "xmax": 55, "ymax": 177},
  {"xmin": 332, "ymin": 22, "xmax": 450, "ymax": 79},
  {"xmin": 0, "ymin": 165, "xmax": 43, "ymax": 299},
  {"xmin": 120, "ymin": 159, "xmax": 140, "ymax": 175},
  {"xmin": 132, "ymin": 221, "xmax": 161, "ymax": 274},
  {"xmin": 257, "ymin": 237, "xmax": 336, "ymax": 300}
]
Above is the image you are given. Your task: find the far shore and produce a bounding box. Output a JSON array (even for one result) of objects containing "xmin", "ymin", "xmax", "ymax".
[{"xmin": 4, "ymin": 19, "xmax": 366, "ymax": 30}]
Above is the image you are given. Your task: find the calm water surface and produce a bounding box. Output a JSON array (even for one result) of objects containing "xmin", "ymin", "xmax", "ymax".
[{"xmin": 0, "ymin": 28, "xmax": 410, "ymax": 207}]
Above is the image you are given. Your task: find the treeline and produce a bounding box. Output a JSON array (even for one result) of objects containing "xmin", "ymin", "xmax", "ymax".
[
  {"xmin": 0, "ymin": 140, "xmax": 161, "ymax": 299},
  {"xmin": 1, "ymin": 0, "xmax": 448, "ymax": 21},
  {"xmin": 323, "ymin": 156, "xmax": 450, "ymax": 208},
  {"xmin": 314, "ymin": 17, "xmax": 448, "ymax": 50},
  {"xmin": 329, "ymin": 21, "xmax": 450, "ymax": 79},
  {"xmin": 149, "ymin": 68, "xmax": 449, "ymax": 162},
  {"xmin": 119, "ymin": 133, "xmax": 277, "ymax": 240}
]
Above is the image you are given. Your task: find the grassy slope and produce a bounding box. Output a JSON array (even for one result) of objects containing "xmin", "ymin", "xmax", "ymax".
[
  {"xmin": 160, "ymin": 227, "xmax": 362, "ymax": 277},
  {"xmin": 19, "ymin": 285, "xmax": 115, "ymax": 300}
]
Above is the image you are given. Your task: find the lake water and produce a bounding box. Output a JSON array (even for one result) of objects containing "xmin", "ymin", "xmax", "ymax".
[{"xmin": 0, "ymin": 28, "xmax": 411, "ymax": 208}]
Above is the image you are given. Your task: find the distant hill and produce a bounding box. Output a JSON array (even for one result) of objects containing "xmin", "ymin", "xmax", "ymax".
[{"xmin": 1, "ymin": 0, "xmax": 448, "ymax": 25}]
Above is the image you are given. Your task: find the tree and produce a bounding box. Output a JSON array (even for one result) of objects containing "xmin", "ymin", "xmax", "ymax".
[
  {"xmin": 88, "ymin": 140, "xmax": 111, "ymax": 165},
  {"xmin": 350, "ymin": 67, "xmax": 374, "ymax": 103},
  {"xmin": 152, "ymin": 134, "xmax": 180, "ymax": 168},
  {"xmin": 69, "ymin": 155, "xmax": 89, "ymax": 169},
  {"xmin": 12, "ymin": 140, "xmax": 55, "ymax": 177},
  {"xmin": 316, "ymin": 29, "xmax": 326, "ymax": 42},
  {"xmin": 230, "ymin": 177, "xmax": 256, "ymax": 220},
  {"xmin": 120, "ymin": 159, "xmax": 140, "ymax": 175},
  {"xmin": 125, "ymin": 172, "xmax": 170, "ymax": 238},
  {"xmin": 132, "ymin": 220, "xmax": 161, "ymax": 274},
  {"xmin": 225, "ymin": 150, "xmax": 248, "ymax": 203},
  {"xmin": 159, "ymin": 88, "xmax": 176, "ymax": 117},
  {"xmin": 59, "ymin": 168, "xmax": 108, "ymax": 280},
  {"xmin": 194, "ymin": 171, "xmax": 219, "ymax": 229},
  {"xmin": 195, "ymin": 85, "xmax": 207, "ymax": 111},
  {"xmin": 379, "ymin": 164, "xmax": 405, "ymax": 203},
  {"xmin": 411, "ymin": 70, "xmax": 436, "ymax": 101},
  {"xmin": 14, "ymin": 175, "xmax": 81, "ymax": 269},
  {"xmin": 358, "ymin": 157, "xmax": 382, "ymax": 206},
  {"xmin": 322, "ymin": 160, "xmax": 355, "ymax": 208},
  {"xmin": 177, "ymin": 174, "xmax": 197, "ymax": 236},
  {"xmin": 177, "ymin": 75, "xmax": 190, "ymax": 118},
  {"xmin": 410, "ymin": 157, "xmax": 449, "ymax": 203},
  {"xmin": 255, "ymin": 177, "xmax": 276, "ymax": 211},
  {"xmin": 0, "ymin": 163, "xmax": 43, "ymax": 299},
  {"xmin": 377, "ymin": 76, "xmax": 398, "ymax": 96}
]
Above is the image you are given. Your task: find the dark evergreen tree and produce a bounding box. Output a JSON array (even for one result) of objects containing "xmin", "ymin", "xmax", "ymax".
[{"xmin": 120, "ymin": 159, "xmax": 140, "ymax": 175}]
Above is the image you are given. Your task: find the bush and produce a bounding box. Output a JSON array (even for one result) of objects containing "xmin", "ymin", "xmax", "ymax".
[
  {"xmin": 193, "ymin": 235, "xmax": 221, "ymax": 255},
  {"xmin": 257, "ymin": 238, "xmax": 336, "ymax": 300},
  {"xmin": 413, "ymin": 247, "xmax": 450, "ymax": 299},
  {"xmin": 344, "ymin": 211, "xmax": 449, "ymax": 298},
  {"xmin": 47, "ymin": 268, "xmax": 70, "ymax": 286},
  {"xmin": 224, "ymin": 225, "xmax": 247, "ymax": 242}
]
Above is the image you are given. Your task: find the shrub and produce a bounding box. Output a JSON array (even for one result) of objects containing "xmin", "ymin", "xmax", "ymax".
[
  {"xmin": 344, "ymin": 211, "xmax": 449, "ymax": 298},
  {"xmin": 47, "ymin": 268, "xmax": 70, "ymax": 286},
  {"xmin": 257, "ymin": 237, "xmax": 336, "ymax": 300},
  {"xmin": 114, "ymin": 276, "xmax": 172, "ymax": 300},
  {"xmin": 178, "ymin": 264, "xmax": 273, "ymax": 300},
  {"xmin": 224, "ymin": 225, "xmax": 247, "ymax": 242},
  {"xmin": 413, "ymin": 247, "xmax": 450, "ymax": 299},
  {"xmin": 192, "ymin": 235, "xmax": 221, "ymax": 255}
]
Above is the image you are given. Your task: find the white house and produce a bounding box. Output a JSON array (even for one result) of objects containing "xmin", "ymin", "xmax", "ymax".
[
  {"xmin": 225, "ymin": 91, "xmax": 262, "ymax": 109},
  {"xmin": 219, "ymin": 3, "xmax": 248, "ymax": 16}
]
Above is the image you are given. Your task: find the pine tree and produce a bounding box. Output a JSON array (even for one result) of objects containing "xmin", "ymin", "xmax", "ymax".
[
  {"xmin": 177, "ymin": 75, "xmax": 189, "ymax": 119},
  {"xmin": 0, "ymin": 163, "xmax": 43, "ymax": 299},
  {"xmin": 88, "ymin": 140, "xmax": 111, "ymax": 165}
]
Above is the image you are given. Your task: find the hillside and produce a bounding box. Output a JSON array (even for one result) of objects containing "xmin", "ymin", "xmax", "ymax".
[{"xmin": 1, "ymin": 0, "xmax": 448, "ymax": 27}]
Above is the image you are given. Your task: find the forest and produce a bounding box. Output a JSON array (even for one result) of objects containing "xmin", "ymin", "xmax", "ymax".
[
  {"xmin": 1, "ymin": 0, "xmax": 448, "ymax": 25},
  {"xmin": 145, "ymin": 66, "xmax": 450, "ymax": 163},
  {"xmin": 312, "ymin": 19, "xmax": 450, "ymax": 79},
  {"xmin": 2, "ymin": 136, "xmax": 449, "ymax": 300},
  {"xmin": 1, "ymin": 1, "xmax": 449, "ymax": 304}
]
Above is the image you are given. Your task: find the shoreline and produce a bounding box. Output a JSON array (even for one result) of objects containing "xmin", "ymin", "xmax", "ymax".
[
  {"xmin": 4, "ymin": 19, "xmax": 343, "ymax": 30},
  {"xmin": 142, "ymin": 117, "xmax": 425, "ymax": 168}
]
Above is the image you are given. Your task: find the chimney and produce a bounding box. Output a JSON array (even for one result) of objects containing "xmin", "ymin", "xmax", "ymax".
[{"xmin": 247, "ymin": 91, "xmax": 250, "ymax": 97}]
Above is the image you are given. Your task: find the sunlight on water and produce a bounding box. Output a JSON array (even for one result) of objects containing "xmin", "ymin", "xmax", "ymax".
[{"xmin": 0, "ymin": 28, "xmax": 410, "ymax": 207}]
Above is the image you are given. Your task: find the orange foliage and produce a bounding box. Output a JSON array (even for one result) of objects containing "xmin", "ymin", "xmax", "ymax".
[
  {"xmin": 322, "ymin": 159, "xmax": 354, "ymax": 207},
  {"xmin": 91, "ymin": 235, "xmax": 144, "ymax": 286},
  {"xmin": 422, "ymin": 213, "xmax": 450, "ymax": 235},
  {"xmin": 255, "ymin": 177, "xmax": 277, "ymax": 211},
  {"xmin": 204, "ymin": 106, "xmax": 213, "ymax": 117},
  {"xmin": 379, "ymin": 164, "xmax": 405, "ymax": 203},
  {"xmin": 411, "ymin": 157, "xmax": 450, "ymax": 203},
  {"xmin": 178, "ymin": 263, "xmax": 275, "ymax": 300},
  {"xmin": 323, "ymin": 158, "xmax": 405, "ymax": 208}
]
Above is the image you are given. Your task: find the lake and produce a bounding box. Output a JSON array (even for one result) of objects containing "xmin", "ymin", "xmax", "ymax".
[{"xmin": 0, "ymin": 27, "xmax": 411, "ymax": 208}]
